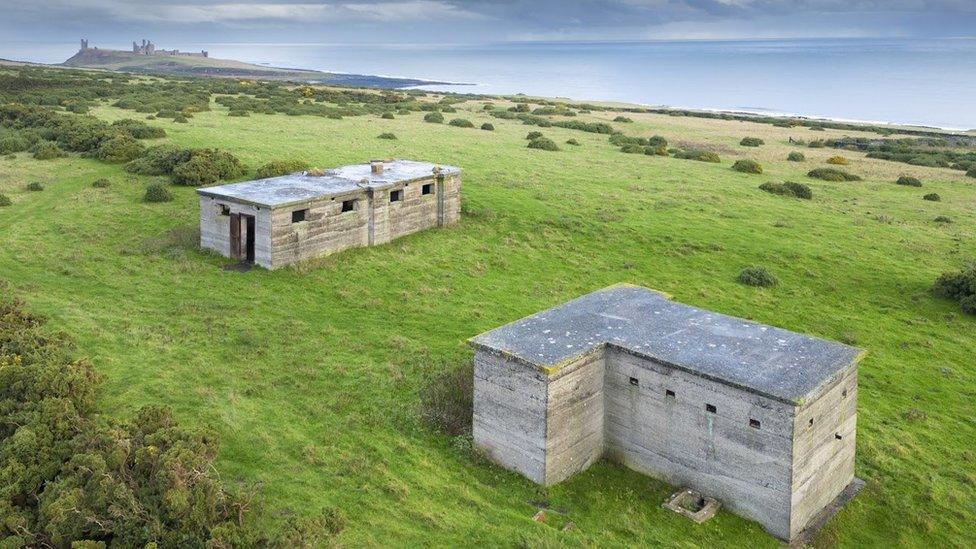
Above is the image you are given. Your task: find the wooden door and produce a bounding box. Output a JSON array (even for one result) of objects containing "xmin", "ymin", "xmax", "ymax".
[{"xmin": 229, "ymin": 214, "xmax": 241, "ymax": 259}]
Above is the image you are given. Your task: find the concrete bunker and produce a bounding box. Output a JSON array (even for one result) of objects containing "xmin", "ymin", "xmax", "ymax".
[
  {"xmin": 469, "ymin": 284, "xmax": 863, "ymax": 541},
  {"xmin": 197, "ymin": 159, "xmax": 461, "ymax": 269}
]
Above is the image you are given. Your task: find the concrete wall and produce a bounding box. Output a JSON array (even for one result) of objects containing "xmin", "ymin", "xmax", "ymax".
[
  {"xmin": 544, "ymin": 350, "xmax": 606, "ymax": 485},
  {"xmin": 199, "ymin": 196, "xmax": 273, "ymax": 268},
  {"xmin": 604, "ymin": 348, "xmax": 795, "ymax": 540},
  {"xmin": 789, "ymin": 365, "xmax": 857, "ymax": 538},
  {"xmin": 270, "ymin": 191, "xmax": 369, "ymax": 268}
]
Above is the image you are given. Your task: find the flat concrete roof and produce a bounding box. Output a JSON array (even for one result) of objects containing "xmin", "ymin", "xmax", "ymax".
[
  {"xmin": 196, "ymin": 159, "xmax": 461, "ymax": 208},
  {"xmin": 469, "ymin": 284, "xmax": 862, "ymax": 404}
]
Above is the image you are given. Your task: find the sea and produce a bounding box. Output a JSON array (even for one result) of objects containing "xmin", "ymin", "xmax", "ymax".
[{"xmin": 4, "ymin": 37, "xmax": 975, "ymax": 130}]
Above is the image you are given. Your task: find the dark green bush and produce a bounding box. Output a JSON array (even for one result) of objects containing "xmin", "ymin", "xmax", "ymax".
[
  {"xmin": 808, "ymin": 168, "xmax": 861, "ymax": 181},
  {"xmin": 933, "ymin": 264, "xmax": 976, "ymax": 315},
  {"xmin": 124, "ymin": 145, "xmax": 192, "ymax": 176},
  {"xmin": 423, "ymin": 111, "xmax": 444, "ymax": 124},
  {"xmin": 552, "ymin": 120, "xmax": 614, "ymax": 134},
  {"xmin": 759, "ymin": 181, "xmax": 812, "ymax": 199},
  {"xmin": 449, "ymin": 118, "xmax": 474, "ymax": 128},
  {"xmin": 0, "ymin": 136, "xmax": 29, "ymax": 154},
  {"xmin": 0, "ymin": 193, "xmax": 10, "ymax": 206},
  {"xmin": 967, "ymin": 167, "xmax": 976, "ymax": 178},
  {"xmin": 91, "ymin": 178, "xmax": 111, "ymax": 188},
  {"xmin": 255, "ymin": 159, "xmax": 310, "ymax": 178},
  {"xmin": 740, "ymin": 137, "xmax": 764, "ymax": 147},
  {"xmin": 527, "ymin": 137, "xmax": 559, "ymax": 152},
  {"xmin": 732, "ymin": 160, "xmax": 763, "ymax": 174},
  {"xmin": 442, "ymin": 106, "xmax": 457, "ymax": 113},
  {"xmin": 896, "ymin": 176, "xmax": 922, "ymax": 187},
  {"xmin": 381, "ymin": 112, "xmax": 395, "ymax": 119},
  {"xmin": 66, "ymin": 102, "xmax": 89, "ymax": 114},
  {"xmin": 173, "ymin": 115, "xmax": 189, "ymax": 123},
  {"xmin": 111, "ymin": 118, "xmax": 166, "ymax": 139},
  {"xmin": 91, "ymin": 134, "xmax": 145, "ymax": 163},
  {"xmin": 738, "ymin": 266, "xmax": 778, "ymax": 287},
  {"xmin": 525, "ymin": 131, "xmax": 544, "ymax": 140},
  {"xmin": 480, "ymin": 123, "xmax": 494, "ymax": 131},
  {"xmin": 620, "ymin": 144, "xmax": 644, "ymax": 154},
  {"xmin": 787, "ymin": 151, "xmax": 805, "ymax": 162},
  {"xmin": 144, "ymin": 183, "xmax": 173, "ymax": 203},
  {"xmin": 566, "ymin": 139, "xmax": 580, "ymax": 146},
  {"xmin": 377, "ymin": 132, "xmax": 397, "ymax": 140},
  {"xmin": 923, "ymin": 193, "xmax": 941, "ymax": 202},
  {"xmin": 934, "ymin": 216, "xmax": 952, "ymax": 224},
  {"xmin": 675, "ymin": 150, "xmax": 720, "ymax": 163},
  {"xmin": 171, "ymin": 149, "xmax": 247, "ymax": 186},
  {"xmin": 32, "ymin": 142, "xmax": 66, "ymax": 160},
  {"xmin": 26, "ymin": 181, "xmax": 44, "ymax": 191},
  {"xmin": 614, "ymin": 116, "xmax": 633, "ymax": 123}
]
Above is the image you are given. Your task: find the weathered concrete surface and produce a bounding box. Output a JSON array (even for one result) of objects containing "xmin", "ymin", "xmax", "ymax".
[
  {"xmin": 197, "ymin": 160, "xmax": 461, "ymax": 268},
  {"xmin": 470, "ymin": 285, "xmax": 862, "ymax": 542}
]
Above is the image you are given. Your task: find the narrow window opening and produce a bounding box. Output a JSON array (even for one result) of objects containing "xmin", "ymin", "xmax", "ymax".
[
  {"xmin": 665, "ymin": 389, "xmax": 675, "ymax": 398},
  {"xmin": 835, "ymin": 433, "xmax": 843, "ymax": 440},
  {"xmin": 705, "ymin": 404, "xmax": 717, "ymax": 414},
  {"xmin": 291, "ymin": 209, "xmax": 307, "ymax": 223},
  {"xmin": 842, "ymin": 389, "xmax": 848, "ymax": 398},
  {"xmin": 341, "ymin": 200, "xmax": 355, "ymax": 212},
  {"xmin": 422, "ymin": 183, "xmax": 434, "ymax": 195},
  {"xmin": 219, "ymin": 204, "xmax": 230, "ymax": 216},
  {"xmin": 629, "ymin": 377, "xmax": 639, "ymax": 387},
  {"xmin": 809, "ymin": 418, "xmax": 814, "ymax": 427},
  {"xmin": 749, "ymin": 419, "xmax": 761, "ymax": 429},
  {"xmin": 390, "ymin": 190, "xmax": 402, "ymax": 202}
]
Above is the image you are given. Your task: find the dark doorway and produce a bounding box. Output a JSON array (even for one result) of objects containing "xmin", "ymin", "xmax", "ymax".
[
  {"xmin": 242, "ymin": 214, "xmax": 255, "ymax": 263},
  {"xmin": 229, "ymin": 213, "xmax": 256, "ymax": 264}
]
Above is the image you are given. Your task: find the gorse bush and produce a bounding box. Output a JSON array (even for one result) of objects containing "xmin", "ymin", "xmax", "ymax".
[
  {"xmin": 144, "ymin": 183, "xmax": 173, "ymax": 203},
  {"xmin": 897, "ymin": 176, "xmax": 922, "ymax": 187},
  {"xmin": 552, "ymin": 120, "xmax": 614, "ymax": 134},
  {"xmin": 423, "ymin": 111, "xmax": 444, "ymax": 124},
  {"xmin": 614, "ymin": 116, "xmax": 633, "ymax": 123},
  {"xmin": 255, "ymin": 159, "xmax": 310, "ymax": 178},
  {"xmin": 787, "ymin": 151, "xmax": 805, "ymax": 162},
  {"xmin": 738, "ymin": 266, "xmax": 778, "ymax": 287},
  {"xmin": 448, "ymin": 118, "xmax": 474, "ymax": 128},
  {"xmin": 525, "ymin": 131, "xmax": 544, "ymax": 140},
  {"xmin": 125, "ymin": 145, "xmax": 193, "ymax": 176},
  {"xmin": 31, "ymin": 142, "xmax": 66, "ymax": 160},
  {"xmin": 91, "ymin": 134, "xmax": 145, "ymax": 163},
  {"xmin": 932, "ymin": 264, "xmax": 976, "ymax": 314},
  {"xmin": 110, "ymin": 118, "xmax": 166, "ymax": 139},
  {"xmin": 91, "ymin": 178, "xmax": 111, "ymax": 188},
  {"xmin": 172, "ymin": 149, "xmax": 247, "ymax": 186},
  {"xmin": 527, "ymin": 137, "xmax": 559, "ymax": 151},
  {"xmin": 934, "ymin": 216, "xmax": 952, "ymax": 224},
  {"xmin": 674, "ymin": 150, "xmax": 720, "ymax": 163},
  {"xmin": 967, "ymin": 167, "xmax": 976, "ymax": 178},
  {"xmin": 381, "ymin": 112, "xmax": 395, "ymax": 119},
  {"xmin": 0, "ymin": 136, "xmax": 30, "ymax": 154},
  {"xmin": 377, "ymin": 132, "xmax": 397, "ymax": 140},
  {"xmin": 566, "ymin": 138, "xmax": 580, "ymax": 146},
  {"xmin": 740, "ymin": 137, "xmax": 764, "ymax": 147},
  {"xmin": 923, "ymin": 193, "xmax": 941, "ymax": 202},
  {"xmin": 480, "ymin": 123, "xmax": 494, "ymax": 131},
  {"xmin": 759, "ymin": 181, "xmax": 813, "ymax": 199},
  {"xmin": 826, "ymin": 156, "xmax": 850, "ymax": 165},
  {"xmin": 808, "ymin": 168, "xmax": 861, "ymax": 181},
  {"xmin": 732, "ymin": 160, "xmax": 763, "ymax": 174},
  {"xmin": 26, "ymin": 181, "xmax": 44, "ymax": 191},
  {"xmin": 0, "ymin": 194, "xmax": 11, "ymax": 206}
]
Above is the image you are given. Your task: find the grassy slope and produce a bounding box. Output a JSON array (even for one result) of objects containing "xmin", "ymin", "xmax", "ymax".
[{"xmin": 1, "ymin": 100, "xmax": 975, "ymax": 547}]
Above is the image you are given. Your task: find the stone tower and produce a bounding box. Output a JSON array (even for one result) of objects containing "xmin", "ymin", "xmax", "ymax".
[{"xmin": 80, "ymin": 39, "xmax": 88, "ymax": 51}]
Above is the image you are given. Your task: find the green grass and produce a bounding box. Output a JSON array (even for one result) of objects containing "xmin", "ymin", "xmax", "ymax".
[{"xmin": 2, "ymin": 98, "xmax": 975, "ymax": 547}]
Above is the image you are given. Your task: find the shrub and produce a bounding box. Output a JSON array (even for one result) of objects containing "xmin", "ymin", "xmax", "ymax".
[
  {"xmin": 91, "ymin": 178, "xmax": 111, "ymax": 188},
  {"xmin": 738, "ymin": 266, "xmax": 778, "ymax": 287},
  {"xmin": 675, "ymin": 150, "xmax": 720, "ymax": 163},
  {"xmin": 171, "ymin": 149, "xmax": 247, "ymax": 186},
  {"xmin": 527, "ymin": 137, "xmax": 559, "ymax": 151},
  {"xmin": 381, "ymin": 112, "xmax": 395, "ymax": 119},
  {"xmin": 620, "ymin": 144, "xmax": 645, "ymax": 154},
  {"xmin": 566, "ymin": 138, "xmax": 581, "ymax": 146},
  {"xmin": 0, "ymin": 136, "xmax": 29, "ymax": 154},
  {"xmin": 423, "ymin": 111, "xmax": 444, "ymax": 123},
  {"xmin": 449, "ymin": 118, "xmax": 474, "ymax": 128},
  {"xmin": 967, "ymin": 167, "xmax": 976, "ymax": 178},
  {"xmin": 897, "ymin": 176, "xmax": 922, "ymax": 187},
  {"xmin": 144, "ymin": 183, "xmax": 173, "ymax": 203},
  {"xmin": 808, "ymin": 168, "xmax": 861, "ymax": 181},
  {"xmin": 787, "ymin": 151, "xmax": 805, "ymax": 162},
  {"xmin": 32, "ymin": 142, "xmax": 66, "ymax": 160},
  {"xmin": 377, "ymin": 132, "xmax": 397, "ymax": 140},
  {"xmin": 419, "ymin": 362, "xmax": 473, "ymax": 436},
  {"xmin": 255, "ymin": 159, "xmax": 310, "ymax": 178},
  {"xmin": 826, "ymin": 156, "xmax": 849, "ymax": 165},
  {"xmin": 759, "ymin": 181, "xmax": 813, "ymax": 199},
  {"xmin": 614, "ymin": 116, "xmax": 633, "ymax": 123},
  {"xmin": 933, "ymin": 264, "xmax": 976, "ymax": 315},
  {"xmin": 111, "ymin": 118, "xmax": 166, "ymax": 139},
  {"xmin": 923, "ymin": 193, "xmax": 941, "ymax": 202},
  {"xmin": 525, "ymin": 131, "xmax": 544, "ymax": 140},
  {"xmin": 0, "ymin": 193, "xmax": 10, "ymax": 206},
  {"xmin": 934, "ymin": 216, "xmax": 952, "ymax": 224},
  {"xmin": 740, "ymin": 137, "xmax": 764, "ymax": 147},
  {"xmin": 808, "ymin": 140, "xmax": 825, "ymax": 148},
  {"xmin": 91, "ymin": 134, "xmax": 145, "ymax": 163},
  {"xmin": 173, "ymin": 115, "xmax": 189, "ymax": 123},
  {"xmin": 442, "ymin": 106, "xmax": 457, "ymax": 113},
  {"xmin": 732, "ymin": 160, "xmax": 763, "ymax": 174},
  {"xmin": 480, "ymin": 123, "xmax": 494, "ymax": 131},
  {"xmin": 552, "ymin": 120, "xmax": 614, "ymax": 134},
  {"xmin": 26, "ymin": 181, "xmax": 44, "ymax": 191},
  {"xmin": 124, "ymin": 145, "xmax": 192, "ymax": 176}
]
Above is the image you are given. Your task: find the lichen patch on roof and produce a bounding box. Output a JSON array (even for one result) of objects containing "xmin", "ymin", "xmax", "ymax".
[
  {"xmin": 196, "ymin": 159, "xmax": 460, "ymax": 208},
  {"xmin": 469, "ymin": 284, "xmax": 862, "ymax": 403}
]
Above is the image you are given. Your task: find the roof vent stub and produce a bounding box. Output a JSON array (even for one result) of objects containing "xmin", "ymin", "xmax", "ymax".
[{"xmin": 370, "ymin": 160, "xmax": 385, "ymax": 174}]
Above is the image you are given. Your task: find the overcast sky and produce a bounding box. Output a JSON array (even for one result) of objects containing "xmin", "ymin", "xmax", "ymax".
[{"xmin": 1, "ymin": 0, "xmax": 974, "ymax": 45}]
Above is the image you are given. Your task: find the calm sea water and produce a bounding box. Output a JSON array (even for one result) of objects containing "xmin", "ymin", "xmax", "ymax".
[{"xmin": 4, "ymin": 38, "xmax": 975, "ymax": 129}]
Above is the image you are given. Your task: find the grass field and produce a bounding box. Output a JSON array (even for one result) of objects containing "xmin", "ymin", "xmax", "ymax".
[{"xmin": 1, "ymin": 96, "xmax": 975, "ymax": 547}]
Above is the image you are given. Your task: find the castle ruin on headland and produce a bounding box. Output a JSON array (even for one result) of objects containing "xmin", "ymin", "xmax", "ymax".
[{"xmin": 78, "ymin": 39, "xmax": 207, "ymax": 58}]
